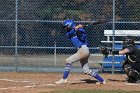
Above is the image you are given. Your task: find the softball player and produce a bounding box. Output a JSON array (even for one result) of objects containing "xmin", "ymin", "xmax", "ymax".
[{"xmin": 55, "ymin": 19, "xmax": 106, "ymax": 84}]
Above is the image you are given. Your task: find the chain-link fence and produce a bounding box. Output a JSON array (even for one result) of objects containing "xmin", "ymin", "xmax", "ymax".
[{"xmin": 0, "ymin": 0, "xmax": 140, "ymax": 73}]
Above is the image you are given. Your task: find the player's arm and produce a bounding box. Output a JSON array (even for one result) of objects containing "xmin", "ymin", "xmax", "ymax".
[
  {"xmin": 100, "ymin": 47, "xmax": 130, "ymax": 57},
  {"xmin": 67, "ymin": 24, "xmax": 83, "ymax": 38},
  {"xmin": 74, "ymin": 24, "xmax": 86, "ymax": 42},
  {"xmin": 118, "ymin": 48, "xmax": 130, "ymax": 55},
  {"xmin": 74, "ymin": 24, "xmax": 84, "ymax": 36},
  {"xmin": 112, "ymin": 47, "xmax": 133, "ymax": 55},
  {"xmin": 74, "ymin": 24, "xmax": 83, "ymax": 30},
  {"xmin": 66, "ymin": 29, "xmax": 75, "ymax": 39},
  {"xmin": 107, "ymin": 48, "xmax": 130, "ymax": 55}
]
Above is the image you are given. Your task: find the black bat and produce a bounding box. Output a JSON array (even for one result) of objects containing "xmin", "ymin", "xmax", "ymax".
[{"xmin": 83, "ymin": 19, "xmax": 112, "ymax": 27}]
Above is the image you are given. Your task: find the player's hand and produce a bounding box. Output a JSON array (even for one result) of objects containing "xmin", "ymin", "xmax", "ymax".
[
  {"xmin": 75, "ymin": 24, "xmax": 83, "ymax": 31},
  {"xmin": 99, "ymin": 46, "xmax": 110, "ymax": 57}
]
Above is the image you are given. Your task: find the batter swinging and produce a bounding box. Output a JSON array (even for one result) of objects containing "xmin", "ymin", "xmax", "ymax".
[{"xmin": 55, "ymin": 19, "xmax": 106, "ymax": 84}]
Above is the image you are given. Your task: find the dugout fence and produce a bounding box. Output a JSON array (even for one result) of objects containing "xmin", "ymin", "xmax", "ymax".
[{"xmin": 0, "ymin": 0, "xmax": 140, "ymax": 74}]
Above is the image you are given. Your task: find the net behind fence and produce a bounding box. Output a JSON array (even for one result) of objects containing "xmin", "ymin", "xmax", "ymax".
[{"xmin": 0, "ymin": 0, "xmax": 140, "ymax": 73}]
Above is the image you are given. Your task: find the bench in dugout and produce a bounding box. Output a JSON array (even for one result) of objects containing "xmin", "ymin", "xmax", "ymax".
[{"xmin": 101, "ymin": 30, "xmax": 140, "ymax": 73}]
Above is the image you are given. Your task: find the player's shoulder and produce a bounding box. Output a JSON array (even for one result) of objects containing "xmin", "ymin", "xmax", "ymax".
[
  {"xmin": 127, "ymin": 45, "xmax": 139, "ymax": 52},
  {"xmin": 78, "ymin": 28, "xmax": 85, "ymax": 32}
]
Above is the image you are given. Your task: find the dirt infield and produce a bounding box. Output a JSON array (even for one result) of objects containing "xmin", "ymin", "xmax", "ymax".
[{"xmin": 0, "ymin": 72, "xmax": 140, "ymax": 93}]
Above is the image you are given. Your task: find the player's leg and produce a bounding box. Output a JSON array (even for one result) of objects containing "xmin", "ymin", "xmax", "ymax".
[
  {"xmin": 123, "ymin": 62, "xmax": 140, "ymax": 83},
  {"xmin": 122, "ymin": 62, "xmax": 131, "ymax": 77},
  {"xmin": 122, "ymin": 62, "xmax": 136, "ymax": 83},
  {"xmin": 80, "ymin": 59, "xmax": 106, "ymax": 84},
  {"xmin": 55, "ymin": 52, "xmax": 81, "ymax": 84},
  {"xmin": 55, "ymin": 45, "xmax": 94, "ymax": 84},
  {"xmin": 135, "ymin": 63, "xmax": 140, "ymax": 83},
  {"xmin": 122, "ymin": 60, "xmax": 133, "ymax": 82},
  {"xmin": 129, "ymin": 63, "xmax": 140, "ymax": 83}
]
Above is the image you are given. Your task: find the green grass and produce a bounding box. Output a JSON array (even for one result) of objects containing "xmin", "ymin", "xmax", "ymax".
[{"xmin": 40, "ymin": 89, "xmax": 140, "ymax": 93}]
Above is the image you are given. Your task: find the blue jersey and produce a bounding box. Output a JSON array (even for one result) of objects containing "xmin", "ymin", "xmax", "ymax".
[{"xmin": 66, "ymin": 28, "xmax": 88, "ymax": 48}]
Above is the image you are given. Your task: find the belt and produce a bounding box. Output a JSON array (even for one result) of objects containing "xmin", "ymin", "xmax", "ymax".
[{"xmin": 78, "ymin": 45, "xmax": 88, "ymax": 49}]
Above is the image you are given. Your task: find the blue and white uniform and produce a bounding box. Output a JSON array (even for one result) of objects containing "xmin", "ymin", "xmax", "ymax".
[
  {"xmin": 55, "ymin": 20, "xmax": 105, "ymax": 84},
  {"xmin": 67, "ymin": 28, "xmax": 88, "ymax": 49}
]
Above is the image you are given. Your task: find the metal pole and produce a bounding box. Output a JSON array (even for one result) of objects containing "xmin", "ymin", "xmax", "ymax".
[
  {"xmin": 112, "ymin": 0, "xmax": 116, "ymax": 74},
  {"xmin": 15, "ymin": 0, "xmax": 18, "ymax": 71},
  {"xmin": 54, "ymin": 41, "xmax": 56, "ymax": 66}
]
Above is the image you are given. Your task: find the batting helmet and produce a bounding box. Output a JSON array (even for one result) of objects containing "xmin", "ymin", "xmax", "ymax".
[
  {"xmin": 122, "ymin": 36, "xmax": 135, "ymax": 48},
  {"xmin": 62, "ymin": 20, "xmax": 76, "ymax": 31}
]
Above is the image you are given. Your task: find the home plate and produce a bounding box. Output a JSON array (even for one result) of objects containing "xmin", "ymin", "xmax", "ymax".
[
  {"xmin": 46, "ymin": 84, "xmax": 56, "ymax": 86},
  {"xmin": 125, "ymin": 83, "xmax": 140, "ymax": 86},
  {"xmin": 38, "ymin": 83, "xmax": 56, "ymax": 87}
]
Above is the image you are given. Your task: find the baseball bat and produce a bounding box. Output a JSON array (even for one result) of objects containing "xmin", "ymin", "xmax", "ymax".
[{"xmin": 83, "ymin": 19, "xmax": 112, "ymax": 27}]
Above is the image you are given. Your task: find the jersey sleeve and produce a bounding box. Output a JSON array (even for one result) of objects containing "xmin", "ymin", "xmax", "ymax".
[
  {"xmin": 76, "ymin": 28, "xmax": 87, "ymax": 43},
  {"xmin": 66, "ymin": 29, "xmax": 75, "ymax": 39},
  {"xmin": 126, "ymin": 46, "xmax": 134, "ymax": 54}
]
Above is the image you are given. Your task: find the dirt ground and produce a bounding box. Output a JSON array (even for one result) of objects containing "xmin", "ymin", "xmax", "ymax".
[{"xmin": 0, "ymin": 72, "xmax": 140, "ymax": 93}]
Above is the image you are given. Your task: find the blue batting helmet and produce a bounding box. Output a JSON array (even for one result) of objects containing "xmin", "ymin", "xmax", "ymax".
[{"xmin": 62, "ymin": 20, "xmax": 76, "ymax": 30}]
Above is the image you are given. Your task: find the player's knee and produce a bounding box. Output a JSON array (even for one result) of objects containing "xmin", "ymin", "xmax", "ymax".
[
  {"xmin": 129, "ymin": 69, "xmax": 140, "ymax": 80},
  {"xmin": 65, "ymin": 58, "xmax": 72, "ymax": 64},
  {"xmin": 123, "ymin": 64, "xmax": 131, "ymax": 74},
  {"xmin": 83, "ymin": 67, "xmax": 92, "ymax": 75}
]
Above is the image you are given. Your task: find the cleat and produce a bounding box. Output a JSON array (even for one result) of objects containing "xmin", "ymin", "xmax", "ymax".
[
  {"xmin": 96, "ymin": 80, "xmax": 106, "ymax": 84},
  {"xmin": 55, "ymin": 78, "xmax": 68, "ymax": 84}
]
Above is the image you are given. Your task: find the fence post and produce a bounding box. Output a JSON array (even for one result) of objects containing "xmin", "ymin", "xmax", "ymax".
[
  {"xmin": 15, "ymin": 0, "xmax": 18, "ymax": 71},
  {"xmin": 112, "ymin": 0, "xmax": 116, "ymax": 74}
]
